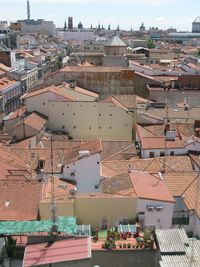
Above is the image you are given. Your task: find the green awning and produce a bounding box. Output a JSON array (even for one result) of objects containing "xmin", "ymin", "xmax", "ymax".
[{"xmin": 0, "ymin": 217, "xmax": 76, "ymax": 235}]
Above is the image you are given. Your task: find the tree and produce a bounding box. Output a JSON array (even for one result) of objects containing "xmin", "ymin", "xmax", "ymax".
[{"xmin": 146, "ymin": 38, "xmax": 155, "ymax": 49}]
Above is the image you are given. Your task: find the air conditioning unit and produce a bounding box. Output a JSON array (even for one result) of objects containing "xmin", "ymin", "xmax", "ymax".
[
  {"xmin": 146, "ymin": 205, "xmax": 154, "ymax": 211},
  {"xmin": 71, "ymin": 171, "xmax": 76, "ymax": 177},
  {"xmin": 155, "ymin": 205, "xmax": 163, "ymax": 211}
]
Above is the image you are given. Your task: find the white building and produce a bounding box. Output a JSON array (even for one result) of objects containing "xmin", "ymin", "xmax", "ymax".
[
  {"xmin": 62, "ymin": 142, "xmax": 102, "ymax": 192},
  {"xmin": 20, "ymin": 19, "xmax": 55, "ymax": 36},
  {"xmin": 130, "ymin": 171, "xmax": 175, "ymax": 229}
]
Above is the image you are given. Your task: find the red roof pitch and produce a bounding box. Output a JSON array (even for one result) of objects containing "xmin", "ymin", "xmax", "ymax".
[
  {"xmin": 23, "ymin": 238, "xmax": 91, "ymax": 267},
  {"xmin": 0, "ymin": 180, "xmax": 42, "ymax": 221},
  {"xmin": 129, "ymin": 171, "xmax": 175, "ymax": 203},
  {"xmin": 21, "ymin": 86, "xmax": 76, "ymax": 101},
  {"xmin": 141, "ymin": 137, "xmax": 184, "ymax": 150}
]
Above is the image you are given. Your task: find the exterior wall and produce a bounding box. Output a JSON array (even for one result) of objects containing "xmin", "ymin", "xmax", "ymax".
[
  {"xmin": 21, "ymin": 20, "xmax": 55, "ymax": 36},
  {"xmin": 26, "ymin": 68, "xmax": 38, "ymax": 91},
  {"xmin": 149, "ymin": 89, "xmax": 200, "ymax": 108},
  {"xmin": 129, "ymin": 61, "xmax": 154, "ymax": 76},
  {"xmin": 48, "ymin": 101, "xmax": 133, "ymax": 141},
  {"xmin": 62, "ymin": 153, "xmax": 101, "ymax": 192},
  {"xmin": 141, "ymin": 148, "xmax": 187, "ymax": 159},
  {"xmin": 12, "ymin": 124, "xmax": 37, "ymax": 141},
  {"xmin": 185, "ymin": 212, "xmax": 200, "ymax": 238},
  {"xmin": 2, "ymin": 82, "xmax": 21, "ymax": 115},
  {"xmin": 39, "ymin": 201, "xmax": 74, "ymax": 220},
  {"xmin": 3, "ymin": 117, "xmax": 22, "ymax": 131},
  {"xmin": 58, "ymin": 31, "xmax": 94, "ymax": 41},
  {"xmin": 185, "ymin": 141, "xmax": 200, "ymax": 152},
  {"xmin": 25, "ymin": 91, "xmax": 69, "ymax": 116},
  {"xmin": 75, "ymin": 197, "xmax": 137, "ymax": 228},
  {"xmin": 92, "ymin": 249, "xmax": 160, "ymax": 267},
  {"xmin": 137, "ymin": 199, "xmax": 174, "ymax": 229},
  {"xmin": 104, "ymin": 46, "xmax": 127, "ymax": 56},
  {"xmin": 12, "ymin": 123, "xmax": 46, "ymax": 141}
]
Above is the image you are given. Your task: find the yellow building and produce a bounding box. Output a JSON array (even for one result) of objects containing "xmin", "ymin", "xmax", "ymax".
[{"xmin": 39, "ymin": 177, "xmax": 137, "ymax": 228}]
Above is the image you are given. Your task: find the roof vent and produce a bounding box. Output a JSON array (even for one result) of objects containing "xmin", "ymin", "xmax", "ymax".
[
  {"xmin": 158, "ymin": 172, "xmax": 164, "ymax": 180},
  {"xmin": 5, "ymin": 201, "xmax": 10, "ymax": 207}
]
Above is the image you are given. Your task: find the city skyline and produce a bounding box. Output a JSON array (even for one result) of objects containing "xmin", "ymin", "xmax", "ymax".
[{"xmin": 0, "ymin": 0, "xmax": 199, "ymax": 31}]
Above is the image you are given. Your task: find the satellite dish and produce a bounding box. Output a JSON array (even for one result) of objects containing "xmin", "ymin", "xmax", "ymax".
[{"xmin": 69, "ymin": 187, "xmax": 77, "ymax": 196}]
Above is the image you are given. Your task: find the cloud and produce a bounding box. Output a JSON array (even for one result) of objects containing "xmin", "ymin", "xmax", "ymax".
[{"xmin": 156, "ymin": 17, "xmax": 167, "ymax": 22}]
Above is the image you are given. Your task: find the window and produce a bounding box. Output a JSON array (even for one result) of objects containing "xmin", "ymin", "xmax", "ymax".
[
  {"xmin": 149, "ymin": 152, "xmax": 155, "ymax": 158},
  {"xmin": 42, "ymin": 103, "xmax": 46, "ymax": 105},
  {"xmin": 160, "ymin": 151, "xmax": 165, "ymax": 157},
  {"xmin": 125, "ymin": 124, "xmax": 128, "ymax": 127},
  {"xmin": 62, "ymin": 125, "xmax": 65, "ymax": 129},
  {"xmin": 170, "ymin": 151, "xmax": 174, "ymax": 156},
  {"xmin": 109, "ymin": 126, "xmax": 112, "ymax": 129},
  {"xmin": 89, "ymin": 126, "xmax": 92, "ymax": 129},
  {"xmin": 99, "ymin": 114, "xmax": 101, "ymax": 116},
  {"xmin": 62, "ymin": 113, "xmax": 64, "ymax": 115},
  {"xmin": 73, "ymin": 113, "xmax": 76, "ymax": 116},
  {"xmin": 98, "ymin": 126, "xmax": 101, "ymax": 129},
  {"xmin": 97, "ymin": 161, "xmax": 99, "ymax": 164},
  {"xmin": 110, "ymin": 114, "xmax": 112, "ymax": 117},
  {"xmin": 73, "ymin": 126, "xmax": 76, "ymax": 129}
]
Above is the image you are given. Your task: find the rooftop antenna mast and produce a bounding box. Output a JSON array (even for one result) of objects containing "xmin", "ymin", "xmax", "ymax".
[
  {"xmin": 27, "ymin": 0, "xmax": 30, "ymax": 21},
  {"xmin": 50, "ymin": 134, "xmax": 58, "ymax": 234},
  {"xmin": 163, "ymin": 85, "xmax": 170, "ymax": 173}
]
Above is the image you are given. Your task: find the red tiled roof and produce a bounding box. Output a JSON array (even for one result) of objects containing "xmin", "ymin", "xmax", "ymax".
[
  {"xmin": 129, "ymin": 171, "xmax": 175, "ymax": 203},
  {"xmin": 0, "ymin": 77, "xmax": 18, "ymax": 92},
  {"xmin": 0, "ymin": 180, "xmax": 42, "ymax": 221},
  {"xmin": 4, "ymin": 106, "xmax": 27, "ymax": 121},
  {"xmin": 23, "ymin": 238, "xmax": 90, "ymax": 267},
  {"xmin": 13, "ymin": 112, "xmax": 47, "ymax": 131},
  {"xmin": 141, "ymin": 137, "xmax": 184, "ymax": 150},
  {"xmin": 100, "ymin": 96, "xmax": 128, "ymax": 111},
  {"xmin": 21, "ymin": 86, "xmax": 76, "ymax": 101}
]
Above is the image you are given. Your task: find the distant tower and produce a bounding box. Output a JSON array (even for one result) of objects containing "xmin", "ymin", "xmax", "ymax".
[
  {"xmin": 192, "ymin": 17, "xmax": 200, "ymax": 33},
  {"xmin": 64, "ymin": 20, "xmax": 67, "ymax": 30},
  {"xmin": 108, "ymin": 24, "xmax": 111, "ymax": 30},
  {"xmin": 27, "ymin": 0, "xmax": 30, "ymax": 20},
  {"xmin": 78, "ymin": 22, "xmax": 83, "ymax": 29},
  {"xmin": 68, "ymin": 17, "xmax": 73, "ymax": 30},
  {"xmin": 139, "ymin": 22, "xmax": 146, "ymax": 32}
]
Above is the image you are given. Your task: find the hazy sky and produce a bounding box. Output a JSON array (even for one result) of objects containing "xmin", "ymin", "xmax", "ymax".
[{"xmin": 1, "ymin": 0, "xmax": 199, "ymax": 31}]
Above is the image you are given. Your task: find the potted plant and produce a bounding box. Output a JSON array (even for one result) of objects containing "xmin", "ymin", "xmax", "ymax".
[
  {"xmin": 123, "ymin": 243, "xmax": 127, "ymax": 249},
  {"xmin": 119, "ymin": 243, "xmax": 122, "ymax": 249},
  {"xmin": 127, "ymin": 243, "xmax": 131, "ymax": 249}
]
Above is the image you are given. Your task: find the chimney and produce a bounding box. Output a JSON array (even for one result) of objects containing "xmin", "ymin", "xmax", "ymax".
[
  {"xmin": 69, "ymin": 80, "xmax": 76, "ymax": 89},
  {"xmin": 79, "ymin": 150, "xmax": 90, "ymax": 158},
  {"xmin": 164, "ymin": 121, "xmax": 170, "ymax": 135}
]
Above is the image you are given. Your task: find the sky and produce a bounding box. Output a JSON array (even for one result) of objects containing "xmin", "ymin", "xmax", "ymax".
[{"xmin": 0, "ymin": 0, "xmax": 199, "ymax": 31}]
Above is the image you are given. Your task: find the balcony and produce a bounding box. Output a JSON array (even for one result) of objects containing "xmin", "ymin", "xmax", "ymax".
[{"xmin": 172, "ymin": 216, "xmax": 189, "ymax": 225}]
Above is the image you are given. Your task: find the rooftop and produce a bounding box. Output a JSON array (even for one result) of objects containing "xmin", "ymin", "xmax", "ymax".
[
  {"xmin": 13, "ymin": 112, "xmax": 47, "ymax": 131},
  {"xmin": 23, "ymin": 237, "xmax": 91, "ymax": 267},
  {"xmin": 21, "ymin": 85, "xmax": 76, "ymax": 101},
  {"xmin": 129, "ymin": 171, "xmax": 175, "ymax": 203},
  {"xmin": 105, "ymin": 35, "xmax": 127, "ymax": 47},
  {"xmin": 0, "ymin": 77, "xmax": 18, "ymax": 92},
  {"xmin": 0, "ymin": 179, "xmax": 42, "ymax": 221}
]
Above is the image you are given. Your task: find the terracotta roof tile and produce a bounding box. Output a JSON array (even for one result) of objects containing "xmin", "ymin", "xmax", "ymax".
[
  {"xmin": 13, "ymin": 112, "xmax": 47, "ymax": 131},
  {"xmin": 21, "ymin": 86, "xmax": 76, "ymax": 101},
  {"xmin": 129, "ymin": 171, "xmax": 175, "ymax": 203},
  {"xmin": 0, "ymin": 180, "xmax": 42, "ymax": 221},
  {"xmin": 141, "ymin": 137, "xmax": 184, "ymax": 150},
  {"xmin": 164, "ymin": 171, "xmax": 198, "ymax": 197}
]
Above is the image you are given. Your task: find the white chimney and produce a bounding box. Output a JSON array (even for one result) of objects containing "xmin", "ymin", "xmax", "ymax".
[{"xmin": 165, "ymin": 130, "xmax": 176, "ymax": 141}]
